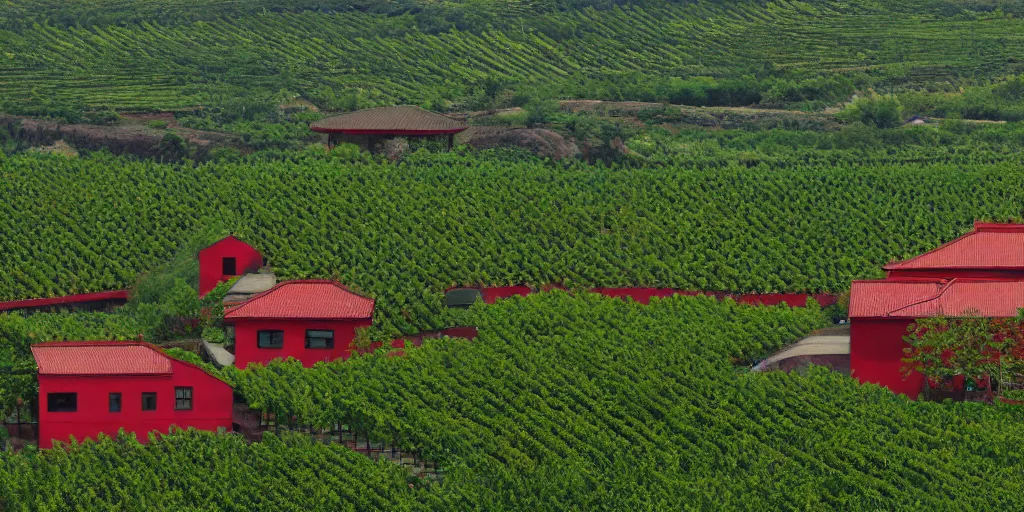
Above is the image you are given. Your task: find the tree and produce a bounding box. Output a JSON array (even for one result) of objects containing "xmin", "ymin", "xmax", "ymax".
[
  {"xmin": 903, "ymin": 313, "xmax": 1024, "ymax": 400},
  {"xmin": 837, "ymin": 91, "xmax": 904, "ymax": 128}
]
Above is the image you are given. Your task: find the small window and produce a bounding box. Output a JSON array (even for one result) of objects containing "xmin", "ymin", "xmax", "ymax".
[
  {"xmin": 257, "ymin": 330, "xmax": 285, "ymax": 349},
  {"xmin": 305, "ymin": 330, "xmax": 335, "ymax": 349},
  {"xmin": 141, "ymin": 392, "xmax": 157, "ymax": 411},
  {"xmin": 222, "ymin": 257, "xmax": 237, "ymax": 275},
  {"xmin": 109, "ymin": 393, "xmax": 122, "ymax": 413},
  {"xmin": 175, "ymin": 387, "xmax": 193, "ymax": 411},
  {"xmin": 47, "ymin": 393, "xmax": 77, "ymax": 413}
]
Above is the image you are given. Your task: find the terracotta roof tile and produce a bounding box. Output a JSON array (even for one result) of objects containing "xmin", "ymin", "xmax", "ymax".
[
  {"xmin": 850, "ymin": 279, "xmax": 1024, "ymax": 318},
  {"xmin": 224, "ymin": 280, "xmax": 374, "ymax": 320},
  {"xmin": 31, "ymin": 342, "xmax": 172, "ymax": 376},
  {"xmin": 885, "ymin": 222, "xmax": 1024, "ymax": 270},
  {"xmin": 309, "ymin": 106, "xmax": 467, "ymax": 134}
]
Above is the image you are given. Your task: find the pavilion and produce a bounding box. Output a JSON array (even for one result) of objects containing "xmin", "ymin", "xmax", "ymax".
[{"xmin": 309, "ymin": 105, "xmax": 468, "ymax": 153}]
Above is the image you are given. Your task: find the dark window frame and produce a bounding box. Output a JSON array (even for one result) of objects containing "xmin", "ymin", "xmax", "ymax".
[
  {"xmin": 257, "ymin": 330, "xmax": 285, "ymax": 349},
  {"xmin": 305, "ymin": 329, "xmax": 335, "ymax": 349},
  {"xmin": 222, "ymin": 256, "xmax": 237, "ymax": 275},
  {"xmin": 141, "ymin": 392, "xmax": 157, "ymax": 411},
  {"xmin": 47, "ymin": 392, "xmax": 77, "ymax": 413},
  {"xmin": 175, "ymin": 387, "xmax": 193, "ymax": 411},
  {"xmin": 109, "ymin": 392, "xmax": 122, "ymax": 413}
]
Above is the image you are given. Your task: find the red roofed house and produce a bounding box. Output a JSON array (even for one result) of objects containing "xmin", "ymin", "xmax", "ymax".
[
  {"xmin": 198, "ymin": 235, "xmax": 264, "ymax": 298},
  {"xmin": 32, "ymin": 341, "xmax": 233, "ymax": 449},
  {"xmin": 850, "ymin": 222, "xmax": 1024, "ymax": 397},
  {"xmin": 224, "ymin": 280, "xmax": 374, "ymax": 368}
]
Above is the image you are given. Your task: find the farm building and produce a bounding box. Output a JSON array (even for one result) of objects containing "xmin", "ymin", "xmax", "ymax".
[
  {"xmin": 850, "ymin": 222, "xmax": 1024, "ymax": 398},
  {"xmin": 198, "ymin": 235, "xmax": 264, "ymax": 297},
  {"xmin": 309, "ymin": 106, "xmax": 467, "ymax": 153},
  {"xmin": 32, "ymin": 341, "xmax": 233, "ymax": 449},
  {"xmin": 883, "ymin": 222, "xmax": 1024, "ymax": 280},
  {"xmin": 224, "ymin": 280, "xmax": 374, "ymax": 368},
  {"xmin": 850, "ymin": 279, "xmax": 1024, "ymax": 397}
]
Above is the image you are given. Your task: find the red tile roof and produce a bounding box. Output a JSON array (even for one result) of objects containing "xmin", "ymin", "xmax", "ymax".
[
  {"xmin": 309, "ymin": 106, "xmax": 467, "ymax": 135},
  {"xmin": 224, "ymin": 280, "xmax": 374, "ymax": 320},
  {"xmin": 31, "ymin": 341, "xmax": 173, "ymax": 376},
  {"xmin": 850, "ymin": 279, "xmax": 1024, "ymax": 318},
  {"xmin": 884, "ymin": 222, "xmax": 1024, "ymax": 270}
]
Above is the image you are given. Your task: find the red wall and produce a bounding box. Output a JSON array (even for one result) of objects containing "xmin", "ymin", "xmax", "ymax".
[
  {"xmin": 232, "ymin": 318, "xmax": 373, "ymax": 368},
  {"xmin": 480, "ymin": 286, "xmax": 532, "ymax": 304},
  {"xmin": 468, "ymin": 285, "xmax": 838, "ymax": 308},
  {"xmin": 37, "ymin": 359, "xmax": 233, "ymax": 449},
  {"xmin": 734, "ymin": 293, "xmax": 838, "ymax": 308},
  {"xmin": 198, "ymin": 237, "xmax": 263, "ymax": 297},
  {"xmin": 849, "ymin": 318, "xmax": 923, "ymax": 398},
  {"xmin": 886, "ymin": 269, "xmax": 1024, "ymax": 280}
]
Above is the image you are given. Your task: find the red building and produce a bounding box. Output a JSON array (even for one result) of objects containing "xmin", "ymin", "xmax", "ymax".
[
  {"xmin": 883, "ymin": 222, "xmax": 1024, "ymax": 280},
  {"xmin": 32, "ymin": 341, "xmax": 233, "ymax": 449},
  {"xmin": 224, "ymin": 280, "xmax": 374, "ymax": 368},
  {"xmin": 850, "ymin": 221, "xmax": 1024, "ymax": 397},
  {"xmin": 198, "ymin": 235, "xmax": 263, "ymax": 297},
  {"xmin": 309, "ymin": 105, "xmax": 468, "ymax": 152}
]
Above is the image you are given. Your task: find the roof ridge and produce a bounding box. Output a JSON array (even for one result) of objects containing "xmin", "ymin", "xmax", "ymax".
[
  {"xmin": 224, "ymin": 279, "xmax": 374, "ymax": 319},
  {"xmin": 883, "ymin": 226, "xmax": 978, "ymax": 270},
  {"xmin": 32, "ymin": 340, "xmax": 143, "ymax": 348},
  {"xmin": 886, "ymin": 278, "xmax": 956, "ymax": 317}
]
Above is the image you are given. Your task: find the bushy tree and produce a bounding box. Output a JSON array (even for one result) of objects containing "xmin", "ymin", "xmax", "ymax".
[{"xmin": 837, "ymin": 92, "xmax": 904, "ymax": 128}]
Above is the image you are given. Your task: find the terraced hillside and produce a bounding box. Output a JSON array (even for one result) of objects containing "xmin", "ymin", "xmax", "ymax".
[
  {"xmin": 10, "ymin": 293, "xmax": 1024, "ymax": 509},
  {"xmin": 5, "ymin": 142, "xmax": 1024, "ymax": 335},
  {"xmin": 2, "ymin": 0, "xmax": 1023, "ymax": 112}
]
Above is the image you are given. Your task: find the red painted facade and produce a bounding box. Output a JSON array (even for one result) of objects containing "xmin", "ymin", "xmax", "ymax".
[
  {"xmin": 232, "ymin": 317, "xmax": 373, "ymax": 368},
  {"xmin": 34, "ymin": 345, "xmax": 233, "ymax": 449},
  {"xmin": 224, "ymin": 280, "xmax": 375, "ymax": 368},
  {"xmin": 849, "ymin": 319, "xmax": 923, "ymax": 397},
  {"xmin": 198, "ymin": 236, "xmax": 263, "ymax": 297}
]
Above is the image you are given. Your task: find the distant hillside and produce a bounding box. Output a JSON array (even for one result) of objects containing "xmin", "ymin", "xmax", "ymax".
[{"xmin": 2, "ymin": 0, "xmax": 1024, "ymax": 118}]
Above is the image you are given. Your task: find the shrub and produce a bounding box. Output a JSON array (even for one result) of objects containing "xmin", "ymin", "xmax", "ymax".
[
  {"xmin": 201, "ymin": 326, "xmax": 227, "ymax": 344},
  {"xmin": 837, "ymin": 92, "xmax": 904, "ymax": 128},
  {"xmin": 147, "ymin": 120, "xmax": 169, "ymax": 129},
  {"xmin": 83, "ymin": 108, "xmax": 121, "ymax": 126}
]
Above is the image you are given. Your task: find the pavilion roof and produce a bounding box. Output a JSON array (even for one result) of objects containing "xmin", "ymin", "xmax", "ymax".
[{"xmin": 309, "ymin": 106, "xmax": 467, "ymax": 135}]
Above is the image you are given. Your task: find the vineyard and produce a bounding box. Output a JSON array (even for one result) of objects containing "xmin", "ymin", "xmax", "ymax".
[
  {"xmin": 4, "ymin": 146, "xmax": 1024, "ymax": 336},
  {"xmin": 6, "ymin": 293, "xmax": 1024, "ymax": 509},
  {"xmin": 2, "ymin": 0, "xmax": 1024, "ymax": 113}
]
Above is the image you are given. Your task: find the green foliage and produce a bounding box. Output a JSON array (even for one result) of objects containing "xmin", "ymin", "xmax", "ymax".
[
  {"xmin": 523, "ymin": 98, "xmax": 559, "ymax": 128},
  {"xmin": 837, "ymin": 92, "xmax": 905, "ymax": 128},
  {"xmin": 146, "ymin": 120, "xmax": 169, "ymax": 129},
  {"xmin": 7, "ymin": 140, "xmax": 1024, "ymax": 336},
  {"xmin": 3, "ymin": 1, "xmax": 1024, "ymax": 119},
  {"xmin": 82, "ymin": 107, "xmax": 121, "ymax": 126},
  {"xmin": 201, "ymin": 326, "xmax": 226, "ymax": 344},
  {"xmin": 219, "ymin": 292, "xmax": 1024, "ymax": 509},
  {"xmin": 0, "ymin": 429, "xmax": 435, "ymax": 510}
]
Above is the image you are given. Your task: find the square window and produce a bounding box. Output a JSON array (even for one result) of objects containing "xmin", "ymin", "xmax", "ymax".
[
  {"xmin": 175, "ymin": 387, "xmax": 193, "ymax": 411},
  {"xmin": 109, "ymin": 392, "xmax": 122, "ymax": 413},
  {"xmin": 47, "ymin": 393, "xmax": 77, "ymax": 413},
  {"xmin": 141, "ymin": 392, "xmax": 157, "ymax": 411},
  {"xmin": 222, "ymin": 257, "xmax": 237, "ymax": 275},
  {"xmin": 257, "ymin": 330, "xmax": 284, "ymax": 349},
  {"xmin": 305, "ymin": 330, "xmax": 334, "ymax": 349}
]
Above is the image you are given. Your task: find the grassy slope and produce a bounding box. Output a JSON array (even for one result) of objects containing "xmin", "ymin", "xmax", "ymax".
[{"xmin": 1, "ymin": 1, "xmax": 1023, "ymax": 111}]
